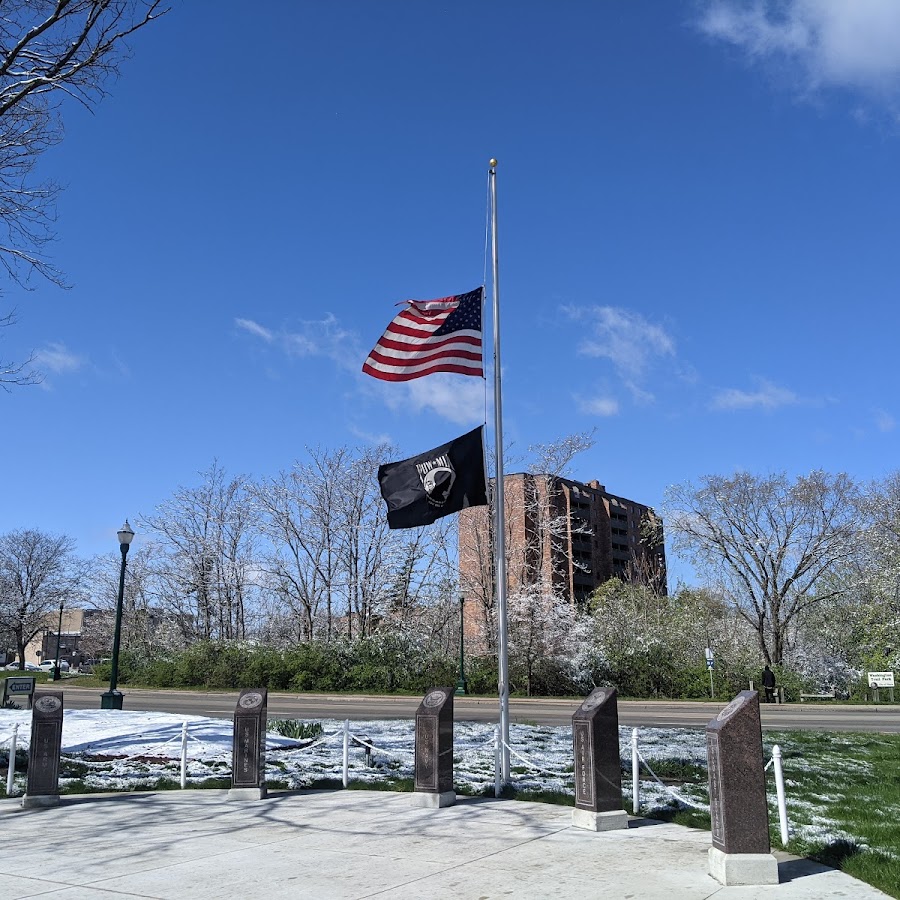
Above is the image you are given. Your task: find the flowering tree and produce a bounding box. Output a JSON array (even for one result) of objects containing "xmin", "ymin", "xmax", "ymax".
[{"xmin": 506, "ymin": 583, "xmax": 580, "ymax": 696}]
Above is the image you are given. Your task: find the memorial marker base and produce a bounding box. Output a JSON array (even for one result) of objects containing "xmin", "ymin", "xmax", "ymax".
[
  {"xmin": 21, "ymin": 794, "xmax": 60, "ymax": 809},
  {"xmin": 709, "ymin": 848, "xmax": 779, "ymax": 886},
  {"xmin": 571, "ymin": 808, "xmax": 629, "ymax": 832},
  {"xmin": 228, "ymin": 786, "xmax": 267, "ymax": 800},
  {"xmin": 410, "ymin": 790, "xmax": 456, "ymax": 808}
]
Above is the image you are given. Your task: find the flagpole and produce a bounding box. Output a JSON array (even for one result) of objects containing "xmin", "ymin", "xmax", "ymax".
[{"xmin": 489, "ymin": 158, "xmax": 510, "ymax": 784}]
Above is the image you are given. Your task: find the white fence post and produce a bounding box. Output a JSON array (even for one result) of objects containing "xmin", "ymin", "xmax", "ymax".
[
  {"xmin": 6, "ymin": 724, "xmax": 17, "ymax": 797},
  {"xmin": 494, "ymin": 725, "xmax": 501, "ymax": 798},
  {"xmin": 342, "ymin": 719, "xmax": 350, "ymax": 788},
  {"xmin": 631, "ymin": 728, "xmax": 640, "ymax": 814},
  {"xmin": 180, "ymin": 722, "xmax": 188, "ymax": 789},
  {"xmin": 772, "ymin": 744, "xmax": 789, "ymax": 846}
]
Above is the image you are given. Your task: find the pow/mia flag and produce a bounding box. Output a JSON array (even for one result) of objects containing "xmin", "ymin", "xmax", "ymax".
[{"xmin": 378, "ymin": 426, "xmax": 488, "ymax": 529}]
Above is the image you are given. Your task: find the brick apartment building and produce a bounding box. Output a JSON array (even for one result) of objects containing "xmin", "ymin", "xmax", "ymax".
[{"xmin": 458, "ymin": 473, "xmax": 666, "ymax": 608}]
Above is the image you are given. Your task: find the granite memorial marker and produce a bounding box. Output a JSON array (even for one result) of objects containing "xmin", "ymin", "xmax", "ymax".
[
  {"xmin": 571, "ymin": 686, "xmax": 628, "ymax": 831},
  {"xmin": 229, "ymin": 688, "xmax": 267, "ymax": 800},
  {"xmin": 706, "ymin": 690, "xmax": 778, "ymax": 885},
  {"xmin": 23, "ymin": 691, "xmax": 63, "ymax": 808},
  {"xmin": 411, "ymin": 687, "xmax": 455, "ymax": 808}
]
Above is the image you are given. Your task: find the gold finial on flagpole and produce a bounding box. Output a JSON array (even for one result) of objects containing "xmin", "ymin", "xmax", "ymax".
[{"xmin": 489, "ymin": 158, "xmax": 498, "ymax": 168}]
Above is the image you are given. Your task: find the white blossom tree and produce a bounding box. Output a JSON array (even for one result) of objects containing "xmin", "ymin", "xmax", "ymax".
[{"xmin": 506, "ymin": 583, "xmax": 580, "ymax": 696}]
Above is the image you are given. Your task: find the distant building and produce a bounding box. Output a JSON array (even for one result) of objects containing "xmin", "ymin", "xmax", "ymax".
[
  {"xmin": 23, "ymin": 608, "xmax": 101, "ymax": 668},
  {"xmin": 22, "ymin": 607, "xmax": 192, "ymax": 668},
  {"xmin": 458, "ymin": 474, "xmax": 666, "ymax": 607}
]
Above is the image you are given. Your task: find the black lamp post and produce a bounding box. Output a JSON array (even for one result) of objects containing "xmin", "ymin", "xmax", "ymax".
[
  {"xmin": 101, "ymin": 520, "xmax": 134, "ymax": 710},
  {"xmin": 51, "ymin": 600, "xmax": 64, "ymax": 681},
  {"xmin": 455, "ymin": 594, "xmax": 468, "ymax": 696}
]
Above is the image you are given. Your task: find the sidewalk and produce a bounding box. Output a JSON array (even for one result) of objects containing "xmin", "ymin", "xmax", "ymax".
[{"xmin": 0, "ymin": 790, "xmax": 890, "ymax": 899}]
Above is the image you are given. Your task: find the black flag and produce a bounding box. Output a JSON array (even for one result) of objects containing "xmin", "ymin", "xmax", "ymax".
[{"xmin": 378, "ymin": 426, "xmax": 488, "ymax": 529}]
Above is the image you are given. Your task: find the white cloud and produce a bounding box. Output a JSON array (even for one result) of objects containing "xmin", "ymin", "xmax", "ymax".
[
  {"xmin": 562, "ymin": 306, "xmax": 675, "ymax": 380},
  {"xmin": 348, "ymin": 424, "xmax": 393, "ymax": 446},
  {"xmin": 710, "ymin": 377, "xmax": 800, "ymax": 411},
  {"xmin": 875, "ymin": 408, "xmax": 896, "ymax": 432},
  {"xmin": 34, "ymin": 342, "xmax": 85, "ymax": 374},
  {"xmin": 235, "ymin": 318, "xmax": 274, "ymax": 342},
  {"xmin": 575, "ymin": 394, "xmax": 619, "ymax": 417},
  {"xmin": 698, "ymin": 1, "xmax": 900, "ymax": 101},
  {"xmin": 235, "ymin": 313, "xmax": 360, "ymax": 371},
  {"xmin": 384, "ymin": 373, "xmax": 484, "ymax": 427}
]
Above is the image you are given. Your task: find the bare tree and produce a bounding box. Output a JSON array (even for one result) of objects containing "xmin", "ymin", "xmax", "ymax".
[
  {"xmin": 665, "ymin": 470, "xmax": 859, "ymax": 665},
  {"xmin": 623, "ymin": 509, "xmax": 667, "ymax": 595},
  {"xmin": 0, "ymin": 0, "xmax": 167, "ymax": 287},
  {"xmin": 141, "ymin": 462, "xmax": 259, "ymax": 641},
  {"xmin": 252, "ymin": 454, "xmax": 347, "ymax": 642},
  {"xmin": 0, "ymin": 308, "xmax": 39, "ymax": 389},
  {"xmin": 0, "ymin": 2, "xmax": 166, "ymax": 385},
  {"xmin": 460, "ymin": 431, "xmax": 596, "ymax": 650},
  {"xmin": 0, "ymin": 528, "xmax": 83, "ymax": 665},
  {"xmin": 255, "ymin": 443, "xmax": 457, "ymax": 643},
  {"xmin": 85, "ymin": 543, "xmax": 189, "ymax": 657}
]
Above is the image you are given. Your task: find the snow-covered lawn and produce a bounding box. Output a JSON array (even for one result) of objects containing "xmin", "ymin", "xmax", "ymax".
[
  {"xmin": 0, "ymin": 709, "xmax": 707, "ymax": 812},
  {"xmin": 4, "ymin": 710, "xmax": 898, "ymax": 895},
  {"xmin": 3, "ymin": 709, "xmax": 894, "ymax": 869}
]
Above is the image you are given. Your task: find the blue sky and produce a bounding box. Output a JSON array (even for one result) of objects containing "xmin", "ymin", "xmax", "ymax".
[{"xmin": 3, "ymin": 1, "xmax": 900, "ymax": 586}]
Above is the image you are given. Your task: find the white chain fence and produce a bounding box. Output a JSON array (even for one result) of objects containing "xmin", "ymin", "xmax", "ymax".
[{"xmin": 0, "ymin": 709, "xmax": 790, "ymax": 840}]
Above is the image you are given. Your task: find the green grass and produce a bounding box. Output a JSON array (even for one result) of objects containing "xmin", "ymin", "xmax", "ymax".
[
  {"xmin": 269, "ymin": 719, "xmax": 324, "ymax": 740},
  {"xmin": 347, "ymin": 776, "xmax": 413, "ymax": 792},
  {"xmin": 637, "ymin": 757, "xmax": 706, "ymax": 784},
  {"xmin": 644, "ymin": 731, "xmax": 900, "ymax": 898},
  {"xmin": 761, "ymin": 730, "xmax": 900, "ymax": 898}
]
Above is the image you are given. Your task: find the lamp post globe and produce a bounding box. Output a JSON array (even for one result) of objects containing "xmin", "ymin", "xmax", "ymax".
[{"xmin": 100, "ymin": 520, "xmax": 134, "ymax": 710}]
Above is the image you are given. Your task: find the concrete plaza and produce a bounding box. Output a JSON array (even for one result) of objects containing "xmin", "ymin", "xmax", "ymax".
[{"xmin": 0, "ymin": 789, "xmax": 890, "ymax": 899}]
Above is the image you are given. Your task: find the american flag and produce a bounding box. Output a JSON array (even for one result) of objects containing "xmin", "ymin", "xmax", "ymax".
[{"xmin": 362, "ymin": 287, "xmax": 484, "ymax": 382}]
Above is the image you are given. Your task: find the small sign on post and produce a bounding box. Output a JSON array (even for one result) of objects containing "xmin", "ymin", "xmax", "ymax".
[
  {"xmin": 2, "ymin": 677, "xmax": 36, "ymax": 708},
  {"xmin": 705, "ymin": 648, "xmax": 715, "ymax": 699},
  {"xmin": 868, "ymin": 672, "xmax": 895, "ymax": 704}
]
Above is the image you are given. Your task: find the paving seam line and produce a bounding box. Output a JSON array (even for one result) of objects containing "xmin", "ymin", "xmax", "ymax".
[{"xmin": 353, "ymin": 824, "xmax": 574, "ymax": 899}]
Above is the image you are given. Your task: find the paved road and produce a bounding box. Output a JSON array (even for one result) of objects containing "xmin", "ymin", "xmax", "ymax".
[{"xmin": 56, "ymin": 685, "xmax": 900, "ymax": 732}]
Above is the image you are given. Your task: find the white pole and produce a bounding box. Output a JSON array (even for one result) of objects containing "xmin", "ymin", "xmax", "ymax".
[
  {"xmin": 6, "ymin": 724, "xmax": 17, "ymax": 797},
  {"xmin": 631, "ymin": 728, "xmax": 640, "ymax": 814},
  {"xmin": 180, "ymin": 722, "xmax": 188, "ymax": 789},
  {"xmin": 493, "ymin": 725, "xmax": 502, "ymax": 798},
  {"xmin": 342, "ymin": 719, "xmax": 350, "ymax": 788},
  {"xmin": 772, "ymin": 744, "xmax": 789, "ymax": 846},
  {"xmin": 489, "ymin": 158, "xmax": 510, "ymax": 786}
]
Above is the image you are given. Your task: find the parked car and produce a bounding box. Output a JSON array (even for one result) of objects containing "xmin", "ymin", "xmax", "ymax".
[
  {"xmin": 37, "ymin": 659, "xmax": 70, "ymax": 673},
  {"xmin": 4, "ymin": 661, "xmax": 39, "ymax": 671}
]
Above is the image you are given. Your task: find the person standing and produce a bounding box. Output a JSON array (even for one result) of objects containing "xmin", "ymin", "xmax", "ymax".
[{"xmin": 762, "ymin": 664, "xmax": 776, "ymax": 703}]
